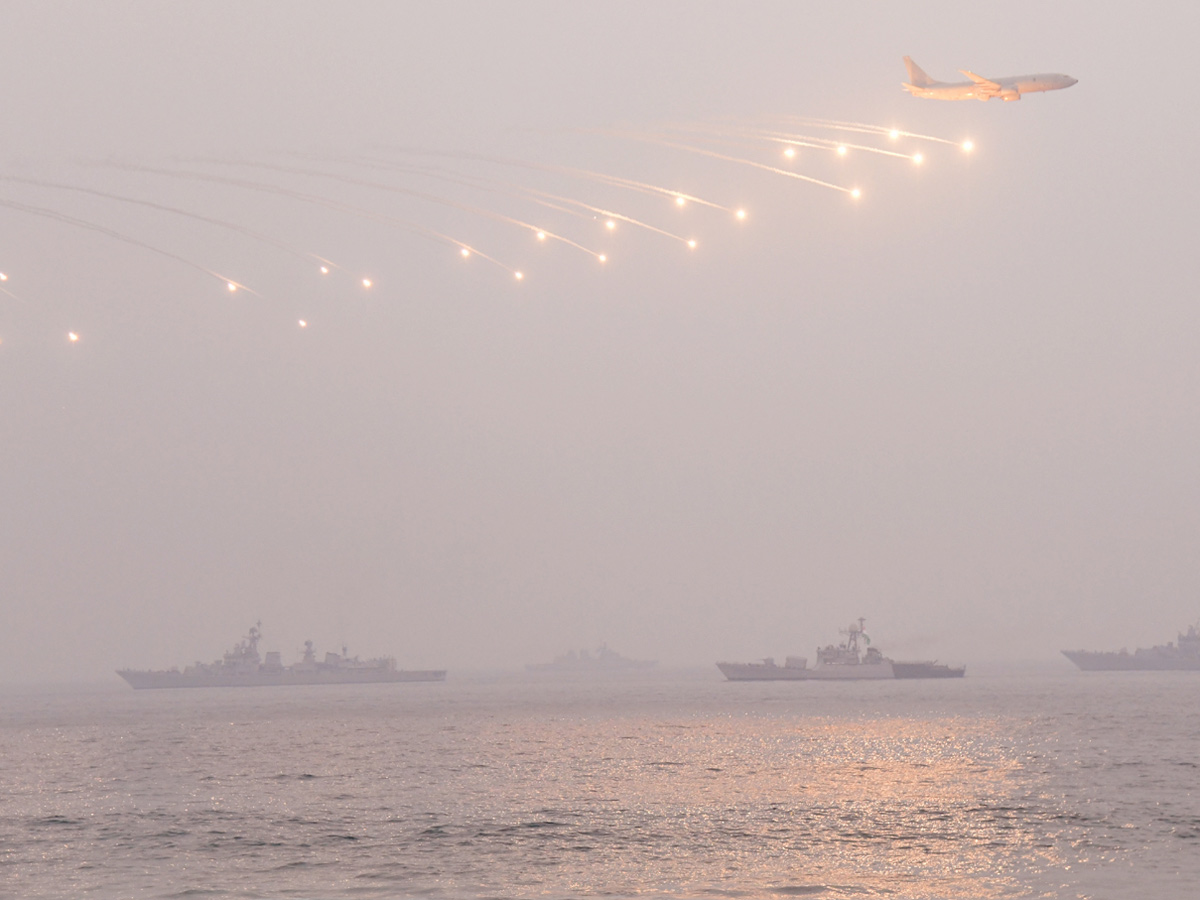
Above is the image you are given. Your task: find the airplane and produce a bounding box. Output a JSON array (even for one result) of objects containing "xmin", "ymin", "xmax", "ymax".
[{"xmin": 902, "ymin": 56, "xmax": 1077, "ymax": 101}]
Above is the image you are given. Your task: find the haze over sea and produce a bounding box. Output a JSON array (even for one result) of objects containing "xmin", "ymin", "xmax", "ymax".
[
  {"xmin": 2, "ymin": 671, "xmax": 1195, "ymax": 900},
  {"xmin": 4, "ymin": 7, "xmax": 1200, "ymax": 900}
]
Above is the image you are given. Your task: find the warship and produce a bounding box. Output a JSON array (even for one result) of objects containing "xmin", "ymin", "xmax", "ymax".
[
  {"xmin": 891, "ymin": 660, "xmax": 966, "ymax": 679},
  {"xmin": 1063, "ymin": 623, "xmax": 1200, "ymax": 671},
  {"xmin": 117, "ymin": 624, "xmax": 447, "ymax": 689},
  {"xmin": 718, "ymin": 618, "xmax": 964, "ymax": 681},
  {"xmin": 526, "ymin": 644, "xmax": 657, "ymax": 674}
]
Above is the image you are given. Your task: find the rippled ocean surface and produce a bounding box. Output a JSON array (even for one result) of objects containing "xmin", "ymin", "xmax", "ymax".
[{"xmin": 1, "ymin": 671, "xmax": 1196, "ymax": 899}]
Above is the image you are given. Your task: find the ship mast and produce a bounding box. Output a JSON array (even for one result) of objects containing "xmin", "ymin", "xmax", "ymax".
[{"xmin": 840, "ymin": 617, "xmax": 868, "ymax": 660}]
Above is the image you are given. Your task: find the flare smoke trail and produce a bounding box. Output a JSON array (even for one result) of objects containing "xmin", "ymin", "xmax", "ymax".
[
  {"xmin": 3, "ymin": 115, "xmax": 970, "ymax": 327},
  {"xmin": 345, "ymin": 155, "xmax": 600, "ymax": 224},
  {"xmin": 379, "ymin": 147, "xmax": 737, "ymax": 218},
  {"xmin": 100, "ymin": 162, "xmax": 523, "ymax": 279},
  {"xmin": 0, "ymin": 268, "xmax": 22, "ymax": 305},
  {"xmin": 0, "ymin": 197, "xmax": 254, "ymax": 294},
  {"xmin": 743, "ymin": 130, "xmax": 917, "ymax": 161},
  {"xmin": 200, "ymin": 159, "xmax": 607, "ymax": 262},
  {"xmin": 659, "ymin": 121, "xmax": 918, "ymax": 161},
  {"xmin": 777, "ymin": 116, "xmax": 966, "ymax": 147},
  {"xmin": 516, "ymin": 184, "xmax": 697, "ymax": 247},
  {"xmin": 550, "ymin": 166, "xmax": 739, "ymax": 214},
  {"xmin": 597, "ymin": 131, "xmax": 859, "ymax": 196},
  {"xmin": 369, "ymin": 150, "xmax": 696, "ymax": 246},
  {"xmin": 1, "ymin": 175, "xmax": 340, "ymax": 273}
]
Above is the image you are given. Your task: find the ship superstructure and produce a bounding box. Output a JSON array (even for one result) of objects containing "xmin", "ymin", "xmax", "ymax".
[
  {"xmin": 117, "ymin": 624, "xmax": 446, "ymax": 689},
  {"xmin": 809, "ymin": 617, "xmax": 894, "ymax": 679}
]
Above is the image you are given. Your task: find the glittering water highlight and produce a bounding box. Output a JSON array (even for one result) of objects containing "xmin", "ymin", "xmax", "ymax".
[{"xmin": 1, "ymin": 671, "xmax": 1196, "ymax": 899}]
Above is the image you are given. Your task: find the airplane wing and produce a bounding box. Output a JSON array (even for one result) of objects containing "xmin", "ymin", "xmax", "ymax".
[{"xmin": 959, "ymin": 70, "xmax": 1001, "ymax": 90}]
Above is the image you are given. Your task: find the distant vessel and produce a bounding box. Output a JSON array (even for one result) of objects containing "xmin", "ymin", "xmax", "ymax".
[
  {"xmin": 1063, "ymin": 623, "xmax": 1200, "ymax": 671},
  {"xmin": 718, "ymin": 618, "xmax": 964, "ymax": 681},
  {"xmin": 117, "ymin": 624, "xmax": 447, "ymax": 689},
  {"xmin": 891, "ymin": 660, "xmax": 966, "ymax": 679},
  {"xmin": 526, "ymin": 644, "xmax": 656, "ymax": 674}
]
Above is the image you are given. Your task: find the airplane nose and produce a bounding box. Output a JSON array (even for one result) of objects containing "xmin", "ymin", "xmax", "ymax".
[{"xmin": 1067, "ymin": 76, "xmax": 1078, "ymax": 86}]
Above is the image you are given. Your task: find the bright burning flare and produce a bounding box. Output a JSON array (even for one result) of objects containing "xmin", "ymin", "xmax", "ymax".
[
  {"xmin": 912, "ymin": 152, "xmax": 924, "ymax": 165},
  {"xmin": 68, "ymin": 332, "xmax": 79, "ymax": 342},
  {"xmin": 298, "ymin": 319, "xmax": 307, "ymax": 328},
  {"xmin": 514, "ymin": 271, "xmax": 524, "ymax": 281},
  {"xmin": 226, "ymin": 282, "xmax": 237, "ymax": 292},
  {"xmin": 605, "ymin": 219, "xmax": 616, "ymax": 230},
  {"xmin": 783, "ymin": 147, "xmax": 796, "ymax": 159},
  {"xmin": 362, "ymin": 278, "xmax": 372, "ymax": 288},
  {"xmin": 962, "ymin": 139, "xmax": 975, "ymax": 152},
  {"xmin": 675, "ymin": 196, "xmax": 686, "ymax": 207},
  {"xmin": 850, "ymin": 188, "xmax": 862, "ymax": 199},
  {"xmin": 687, "ymin": 239, "xmax": 697, "ymax": 249},
  {"xmin": 319, "ymin": 265, "xmax": 329, "ymax": 275},
  {"xmin": 735, "ymin": 209, "xmax": 747, "ymax": 220},
  {"xmin": 460, "ymin": 248, "xmax": 470, "ymax": 258}
]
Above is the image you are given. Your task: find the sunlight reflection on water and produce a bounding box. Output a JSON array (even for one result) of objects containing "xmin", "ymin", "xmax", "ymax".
[{"xmin": 1, "ymin": 674, "xmax": 1196, "ymax": 899}]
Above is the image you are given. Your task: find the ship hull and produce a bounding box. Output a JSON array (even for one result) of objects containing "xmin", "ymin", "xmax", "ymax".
[
  {"xmin": 717, "ymin": 661, "xmax": 896, "ymax": 680},
  {"xmin": 1062, "ymin": 650, "xmax": 1200, "ymax": 672},
  {"xmin": 808, "ymin": 661, "xmax": 894, "ymax": 680},
  {"xmin": 117, "ymin": 669, "xmax": 447, "ymax": 689},
  {"xmin": 891, "ymin": 661, "xmax": 966, "ymax": 679},
  {"xmin": 716, "ymin": 662, "xmax": 810, "ymax": 681}
]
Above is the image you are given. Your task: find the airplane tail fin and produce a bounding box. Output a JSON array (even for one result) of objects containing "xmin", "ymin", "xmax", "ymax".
[{"xmin": 903, "ymin": 56, "xmax": 935, "ymax": 87}]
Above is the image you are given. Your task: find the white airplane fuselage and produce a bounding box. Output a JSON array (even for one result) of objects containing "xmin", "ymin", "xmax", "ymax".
[
  {"xmin": 902, "ymin": 58, "xmax": 1077, "ymax": 102},
  {"xmin": 906, "ymin": 73, "xmax": 1077, "ymax": 101}
]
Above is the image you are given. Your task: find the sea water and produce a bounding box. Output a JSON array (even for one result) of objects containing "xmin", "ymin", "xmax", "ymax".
[{"xmin": 1, "ymin": 670, "xmax": 1196, "ymax": 899}]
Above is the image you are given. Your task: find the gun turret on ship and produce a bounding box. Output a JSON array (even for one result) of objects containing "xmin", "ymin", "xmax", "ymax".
[{"xmin": 117, "ymin": 623, "xmax": 447, "ymax": 689}]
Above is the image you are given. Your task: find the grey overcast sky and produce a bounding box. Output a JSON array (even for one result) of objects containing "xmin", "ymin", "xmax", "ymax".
[{"xmin": 2, "ymin": 1, "xmax": 1198, "ymax": 682}]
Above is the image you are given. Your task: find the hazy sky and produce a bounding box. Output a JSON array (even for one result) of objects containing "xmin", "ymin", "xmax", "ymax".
[{"xmin": 3, "ymin": 1, "xmax": 1198, "ymax": 682}]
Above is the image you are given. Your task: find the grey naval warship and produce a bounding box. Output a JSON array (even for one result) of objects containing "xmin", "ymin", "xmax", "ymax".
[
  {"xmin": 117, "ymin": 624, "xmax": 447, "ymax": 689},
  {"xmin": 717, "ymin": 618, "xmax": 965, "ymax": 681},
  {"xmin": 526, "ymin": 644, "xmax": 657, "ymax": 674},
  {"xmin": 1063, "ymin": 623, "xmax": 1200, "ymax": 671}
]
